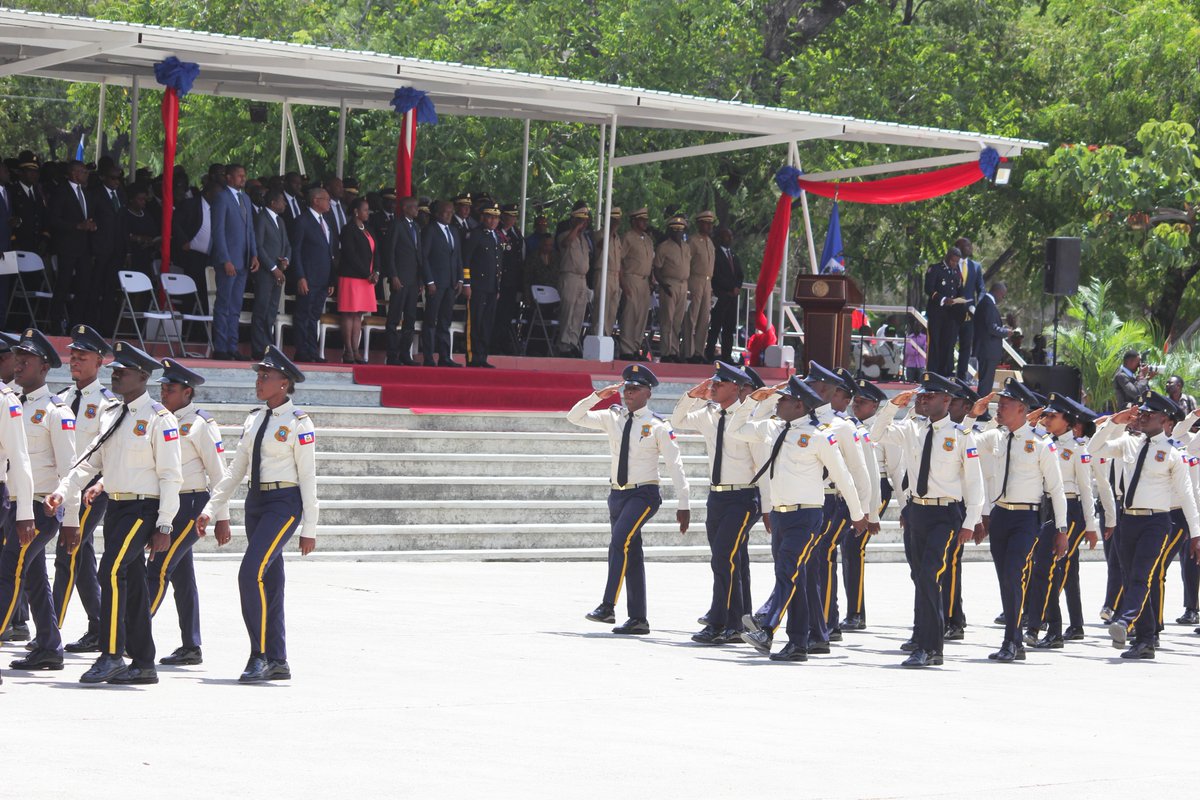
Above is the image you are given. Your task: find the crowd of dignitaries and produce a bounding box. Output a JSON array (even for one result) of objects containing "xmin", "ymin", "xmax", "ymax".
[
  {"xmin": 0, "ymin": 325, "xmax": 319, "ymax": 686},
  {"xmin": 571, "ymin": 359, "xmax": 1200, "ymax": 666}
]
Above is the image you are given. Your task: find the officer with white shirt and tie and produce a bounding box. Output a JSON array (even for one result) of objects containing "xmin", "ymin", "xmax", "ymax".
[
  {"xmin": 46, "ymin": 342, "xmax": 183, "ymax": 686},
  {"xmin": 732, "ymin": 376, "xmax": 868, "ymax": 661},
  {"xmin": 1090, "ymin": 391, "xmax": 1200, "ymax": 658},
  {"xmin": 0, "ymin": 365, "xmax": 33, "ymax": 686},
  {"xmin": 839, "ymin": 377, "xmax": 891, "ymax": 631},
  {"xmin": 571, "ymin": 364, "xmax": 690, "ymax": 636}
]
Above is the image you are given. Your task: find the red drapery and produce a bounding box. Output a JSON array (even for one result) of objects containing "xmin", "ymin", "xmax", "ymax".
[
  {"xmin": 745, "ymin": 193, "xmax": 792, "ymax": 366},
  {"xmin": 159, "ymin": 87, "xmax": 179, "ymax": 281},
  {"xmin": 795, "ymin": 160, "xmax": 996, "ymax": 204},
  {"xmin": 395, "ymin": 111, "xmax": 417, "ymax": 197}
]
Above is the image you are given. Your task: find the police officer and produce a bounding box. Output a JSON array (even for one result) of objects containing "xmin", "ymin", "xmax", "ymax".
[
  {"xmin": 672, "ymin": 362, "xmax": 763, "ymax": 645},
  {"xmin": 556, "ymin": 202, "xmax": 593, "ymax": 358},
  {"xmin": 1147, "ymin": 406, "xmax": 1198, "ymax": 641},
  {"xmin": 2, "ymin": 329, "xmax": 78, "ymax": 672},
  {"xmin": 1091, "ymin": 392, "xmax": 1200, "ymax": 658},
  {"xmin": 52, "ymin": 325, "xmax": 118, "ymax": 653},
  {"xmin": 732, "ymin": 376, "xmax": 868, "ymax": 661},
  {"xmin": 147, "ymin": 359, "xmax": 231, "ymax": 667},
  {"xmin": 0, "ymin": 348, "xmax": 36, "ymax": 683},
  {"xmin": 872, "ymin": 373, "xmax": 984, "ymax": 667},
  {"xmin": 569, "ymin": 364, "xmax": 690, "ymax": 635},
  {"xmin": 198, "ymin": 346, "xmax": 318, "ymax": 682},
  {"xmin": 681, "ymin": 211, "xmax": 716, "ymax": 363},
  {"xmin": 977, "ymin": 378, "xmax": 1068, "ymax": 662},
  {"xmin": 652, "ymin": 216, "xmax": 691, "ymax": 362},
  {"xmin": 47, "ymin": 342, "xmax": 183, "ymax": 685},
  {"xmin": 464, "ymin": 201, "xmax": 503, "ymax": 368},
  {"xmin": 840, "ymin": 377, "xmax": 890, "ymax": 631},
  {"xmin": 618, "ymin": 208, "xmax": 655, "ymax": 361},
  {"xmin": 0, "ymin": 330, "xmax": 33, "ymax": 648}
]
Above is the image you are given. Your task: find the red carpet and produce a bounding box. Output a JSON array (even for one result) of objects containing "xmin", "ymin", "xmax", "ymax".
[{"xmin": 352, "ymin": 365, "xmax": 617, "ymax": 413}]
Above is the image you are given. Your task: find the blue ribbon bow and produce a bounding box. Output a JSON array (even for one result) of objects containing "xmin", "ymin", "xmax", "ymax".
[
  {"xmin": 391, "ymin": 87, "xmax": 438, "ymax": 124},
  {"xmin": 154, "ymin": 57, "xmax": 200, "ymax": 97},
  {"xmin": 978, "ymin": 146, "xmax": 1001, "ymax": 181},
  {"xmin": 775, "ymin": 165, "xmax": 804, "ymax": 199}
]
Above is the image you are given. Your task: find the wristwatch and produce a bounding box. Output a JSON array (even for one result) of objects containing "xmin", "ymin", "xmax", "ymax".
[{"xmin": 157, "ymin": 525, "xmax": 173, "ymax": 536}]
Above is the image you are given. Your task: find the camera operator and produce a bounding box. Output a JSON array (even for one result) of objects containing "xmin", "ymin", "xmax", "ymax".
[{"xmin": 1113, "ymin": 349, "xmax": 1152, "ymax": 409}]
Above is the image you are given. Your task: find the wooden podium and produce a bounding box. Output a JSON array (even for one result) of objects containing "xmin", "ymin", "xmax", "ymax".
[{"xmin": 792, "ymin": 274, "xmax": 864, "ymax": 370}]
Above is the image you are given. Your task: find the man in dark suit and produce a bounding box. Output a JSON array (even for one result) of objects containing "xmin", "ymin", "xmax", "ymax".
[
  {"xmin": 9, "ymin": 159, "xmax": 48, "ymax": 257},
  {"xmin": 370, "ymin": 189, "xmax": 397, "ymax": 245},
  {"xmin": 0, "ymin": 161, "xmax": 12, "ymax": 324},
  {"xmin": 281, "ymin": 171, "xmax": 305, "ymax": 236},
  {"xmin": 420, "ymin": 199, "xmax": 465, "ymax": 367},
  {"xmin": 381, "ymin": 196, "xmax": 423, "ymax": 365},
  {"xmin": 290, "ymin": 186, "xmax": 336, "ymax": 363},
  {"xmin": 492, "ymin": 203, "xmax": 525, "ymax": 356},
  {"xmin": 953, "ymin": 237, "xmax": 985, "ymax": 380},
  {"xmin": 172, "ymin": 180, "xmax": 216, "ymax": 314},
  {"xmin": 46, "ymin": 160, "xmax": 96, "ymax": 334},
  {"xmin": 209, "ymin": 163, "xmax": 259, "ymax": 360},
  {"xmin": 463, "ymin": 201, "xmax": 503, "ymax": 368},
  {"xmin": 87, "ymin": 165, "xmax": 128, "ymax": 332},
  {"xmin": 705, "ymin": 226, "xmax": 744, "ymax": 364},
  {"xmin": 251, "ymin": 189, "xmax": 291, "ymax": 358},
  {"xmin": 973, "ymin": 280, "xmax": 1011, "ymax": 394},
  {"xmin": 923, "ymin": 245, "xmax": 964, "ymax": 377}
]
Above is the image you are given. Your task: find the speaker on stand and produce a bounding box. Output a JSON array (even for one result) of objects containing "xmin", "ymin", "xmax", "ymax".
[{"xmin": 1044, "ymin": 237, "xmax": 1081, "ymax": 366}]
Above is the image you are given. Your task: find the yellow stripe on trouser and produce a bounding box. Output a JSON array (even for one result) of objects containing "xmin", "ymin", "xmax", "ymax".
[
  {"xmin": 1039, "ymin": 521, "xmax": 1077, "ymax": 625},
  {"xmin": 612, "ymin": 506, "xmax": 653, "ymax": 605},
  {"xmin": 1155, "ymin": 528, "xmax": 1185, "ymax": 625},
  {"xmin": 108, "ymin": 520, "xmax": 144, "ymax": 653},
  {"xmin": 465, "ymin": 297, "xmax": 473, "ymax": 363},
  {"xmin": 257, "ymin": 516, "xmax": 297, "ymax": 654},
  {"xmin": 855, "ymin": 529, "xmax": 873, "ymax": 612},
  {"xmin": 947, "ymin": 541, "xmax": 962, "ymax": 618},
  {"xmin": 1, "ymin": 539, "xmax": 33, "ymax": 632},
  {"xmin": 724, "ymin": 511, "xmax": 753, "ymax": 612},
  {"xmin": 57, "ymin": 503, "xmax": 92, "ymax": 628},
  {"xmin": 1130, "ymin": 530, "xmax": 1176, "ymax": 630},
  {"xmin": 823, "ymin": 519, "xmax": 847, "ymax": 618},
  {"xmin": 772, "ymin": 532, "xmax": 819, "ymax": 634},
  {"xmin": 149, "ymin": 520, "xmax": 196, "ymax": 615},
  {"xmin": 933, "ymin": 528, "xmax": 957, "ymax": 583},
  {"xmin": 1016, "ymin": 542, "xmax": 1037, "ymax": 631}
]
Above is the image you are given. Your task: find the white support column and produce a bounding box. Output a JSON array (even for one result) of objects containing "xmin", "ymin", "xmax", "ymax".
[
  {"xmin": 128, "ymin": 76, "xmax": 139, "ymax": 177},
  {"xmin": 95, "ymin": 79, "xmax": 106, "ymax": 163},
  {"xmin": 335, "ymin": 99, "xmax": 348, "ymax": 179},
  {"xmin": 518, "ymin": 118, "xmax": 530, "ymax": 236},
  {"xmin": 596, "ymin": 123, "xmax": 606, "ymax": 216},
  {"xmin": 285, "ymin": 104, "xmax": 307, "ymax": 177},
  {"xmin": 279, "ymin": 101, "xmax": 289, "ymax": 176},
  {"xmin": 584, "ymin": 114, "xmax": 618, "ymax": 362}
]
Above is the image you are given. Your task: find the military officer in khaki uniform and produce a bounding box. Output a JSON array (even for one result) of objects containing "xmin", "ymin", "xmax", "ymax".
[
  {"xmin": 592, "ymin": 207, "xmax": 623, "ymax": 338},
  {"xmin": 556, "ymin": 202, "xmax": 593, "ymax": 358},
  {"xmin": 681, "ymin": 211, "xmax": 716, "ymax": 363},
  {"xmin": 618, "ymin": 208, "xmax": 655, "ymax": 360},
  {"xmin": 653, "ymin": 216, "xmax": 691, "ymax": 362}
]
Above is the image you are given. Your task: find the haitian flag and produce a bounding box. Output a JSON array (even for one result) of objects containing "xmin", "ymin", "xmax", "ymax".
[{"xmin": 819, "ymin": 201, "xmax": 845, "ymax": 275}]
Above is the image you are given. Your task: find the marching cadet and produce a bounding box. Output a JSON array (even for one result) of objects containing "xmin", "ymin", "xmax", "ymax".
[
  {"xmin": 732, "ymin": 376, "xmax": 868, "ymax": 661},
  {"xmin": 197, "ymin": 346, "xmax": 318, "ymax": 682},
  {"xmin": 46, "ymin": 342, "xmax": 183, "ymax": 685},
  {"xmin": 976, "ymin": 378, "xmax": 1069, "ymax": 663},
  {"xmin": 872, "ymin": 373, "xmax": 984, "ymax": 667},
  {"xmin": 1090, "ymin": 392, "xmax": 1200, "ymax": 658},
  {"xmin": 802, "ymin": 362, "xmax": 876, "ymax": 648},
  {"xmin": 617, "ymin": 208, "xmax": 655, "ymax": 361},
  {"xmin": 652, "ymin": 216, "xmax": 691, "ymax": 362},
  {"xmin": 147, "ymin": 359, "xmax": 231, "ymax": 667},
  {"xmin": 592, "ymin": 207, "xmax": 623, "ymax": 338},
  {"xmin": 0, "ymin": 330, "xmax": 33, "ymax": 647},
  {"xmin": 739, "ymin": 366, "xmax": 772, "ymax": 624},
  {"xmin": 0, "ymin": 344, "xmax": 36, "ymax": 684},
  {"xmin": 463, "ymin": 201, "xmax": 503, "ymax": 368},
  {"xmin": 1023, "ymin": 394, "xmax": 1100, "ymax": 649},
  {"xmin": 52, "ymin": 325, "xmax": 117, "ymax": 654},
  {"xmin": 673, "ymin": 362, "xmax": 763, "ymax": 645},
  {"xmin": 681, "ymin": 211, "xmax": 715, "ymax": 364},
  {"xmin": 2, "ymin": 330, "xmax": 78, "ymax": 673},
  {"xmin": 1098, "ymin": 411, "xmax": 1138, "ymax": 624},
  {"xmin": 839, "ymin": 377, "xmax": 890, "ymax": 631},
  {"xmin": 1147, "ymin": 406, "xmax": 1199, "ymax": 642},
  {"xmin": 570, "ymin": 364, "xmax": 690, "ymax": 635},
  {"xmin": 1091, "ymin": 416, "xmax": 1121, "ymax": 624}
]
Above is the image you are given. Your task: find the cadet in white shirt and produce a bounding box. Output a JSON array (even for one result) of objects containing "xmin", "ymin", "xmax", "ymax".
[
  {"xmin": 673, "ymin": 362, "xmax": 763, "ymax": 645},
  {"xmin": 198, "ymin": 346, "xmax": 318, "ymax": 683},
  {"xmin": 873, "ymin": 373, "xmax": 984, "ymax": 667},
  {"xmin": 731, "ymin": 376, "xmax": 867, "ymax": 661},
  {"xmin": 47, "ymin": 342, "xmax": 183, "ymax": 686},
  {"xmin": 571, "ymin": 364, "xmax": 690, "ymax": 636},
  {"xmin": 739, "ymin": 367, "xmax": 774, "ymax": 625},
  {"xmin": 2, "ymin": 330, "xmax": 78, "ymax": 673},
  {"xmin": 147, "ymin": 359, "xmax": 232, "ymax": 667},
  {"xmin": 840, "ymin": 377, "xmax": 890, "ymax": 631},
  {"xmin": 52, "ymin": 325, "xmax": 118, "ymax": 654},
  {"xmin": 977, "ymin": 378, "xmax": 1069, "ymax": 663},
  {"xmin": 1148, "ymin": 407, "xmax": 1200, "ymax": 641},
  {"xmin": 1091, "ymin": 392, "xmax": 1200, "ymax": 658},
  {"xmin": 0, "ymin": 330, "xmax": 33, "ymax": 647}
]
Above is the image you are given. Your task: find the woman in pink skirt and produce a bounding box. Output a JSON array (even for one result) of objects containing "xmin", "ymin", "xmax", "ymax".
[{"xmin": 336, "ymin": 197, "xmax": 380, "ymax": 363}]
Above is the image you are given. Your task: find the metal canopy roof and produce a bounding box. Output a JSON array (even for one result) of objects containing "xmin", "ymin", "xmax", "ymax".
[{"xmin": 0, "ymin": 7, "xmax": 1044, "ymax": 159}]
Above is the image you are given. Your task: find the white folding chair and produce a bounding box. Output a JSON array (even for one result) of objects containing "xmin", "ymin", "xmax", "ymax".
[
  {"xmin": 161, "ymin": 272, "xmax": 214, "ymax": 357},
  {"xmin": 522, "ymin": 284, "xmax": 560, "ymax": 355},
  {"xmin": 361, "ymin": 314, "xmax": 388, "ymax": 361},
  {"xmin": 4, "ymin": 251, "xmax": 54, "ymax": 329},
  {"xmin": 114, "ymin": 270, "xmax": 181, "ymax": 356},
  {"xmin": 274, "ymin": 291, "xmax": 295, "ymax": 348}
]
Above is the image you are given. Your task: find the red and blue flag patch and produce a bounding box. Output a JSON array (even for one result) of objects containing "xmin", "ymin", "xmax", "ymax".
[
  {"xmin": 163, "ymin": 428, "xmax": 179, "ymax": 442},
  {"xmin": 62, "ymin": 418, "xmax": 75, "ymax": 431},
  {"xmin": 298, "ymin": 431, "xmax": 315, "ymax": 446},
  {"xmin": 966, "ymin": 447, "xmax": 979, "ymax": 458}
]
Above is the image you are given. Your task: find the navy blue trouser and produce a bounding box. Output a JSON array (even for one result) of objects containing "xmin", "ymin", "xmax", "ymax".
[
  {"xmin": 1114, "ymin": 511, "xmax": 1171, "ymax": 646},
  {"xmin": 841, "ymin": 478, "xmax": 892, "ymax": 622},
  {"xmin": 0, "ymin": 504, "xmax": 63, "ymax": 653},
  {"xmin": 240, "ymin": 486, "xmax": 304, "ymax": 661},
  {"xmin": 53, "ymin": 486, "xmax": 106, "ymax": 635},
  {"xmin": 1026, "ymin": 498, "xmax": 1085, "ymax": 637},
  {"xmin": 1102, "ymin": 507, "xmax": 1124, "ymax": 610},
  {"xmin": 908, "ymin": 503, "xmax": 962, "ymax": 654},
  {"xmin": 99, "ymin": 498, "xmax": 158, "ymax": 667},
  {"xmin": 1182, "ymin": 541, "xmax": 1200, "ymax": 613},
  {"xmin": 704, "ymin": 488, "xmax": 759, "ymax": 631},
  {"xmin": 0, "ymin": 489, "xmax": 29, "ymax": 628},
  {"xmin": 988, "ymin": 507, "xmax": 1040, "ymax": 646},
  {"xmin": 735, "ymin": 500, "xmax": 760, "ymax": 624},
  {"xmin": 755, "ymin": 510, "xmax": 782, "ymax": 620},
  {"xmin": 601, "ymin": 485, "xmax": 660, "ymax": 620},
  {"xmin": 812, "ymin": 494, "xmax": 849, "ymax": 641},
  {"xmin": 1150, "ymin": 511, "xmax": 1190, "ymax": 634},
  {"xmin": 764, "ymin": 507, "xmax": 823, "ymax": 647},
  {"xmin": 940, "ymin": 501, "xmax": 967, "ymax": 629},
  {"xmin": 148, "ymin": 491, "xmax": 208, "ymax": 649}
]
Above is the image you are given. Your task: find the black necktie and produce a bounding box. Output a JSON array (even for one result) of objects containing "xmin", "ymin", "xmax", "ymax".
[
  {"xmin": 753, "ymin": 421, "xmax": 792, "ymax": 483},
  {"xmin": 712, "ymin": 410, "xmax": 726, "ymax": 485},
  {"xmin": 111, "ymin": 190, "xmax": 120, "ymax": 212},
  {"xmin": 250, "ymin": 410, "xmax": 273, "ymax": 489},
  {"xmin": 70, "ymin": 392, "xmax": 81, "ymax": 418},
  {"xmin": 73, "ymin": 403, "xmax": 128, "ymax": 469},
  {"xmin": 916, "ymin": 423, "xmax": 934, "ymax": 497},
  {"xmin": 997, "ymin": 431, "xmax": 1016, "ymax": 501},
  {"xmin": 410, "ymin": 220, "xmax": 418, "ymax": 247},
  {"xmin": 18, "ymin": 394, "xmax": 26, "ymax": 404},
  {"xmin": 1124, "ymin": 438, "xmax": 1152, "ymax": 509},
  {"xmin": 616, "ymin": 413, "xmax": 634, "ymax": 486}
]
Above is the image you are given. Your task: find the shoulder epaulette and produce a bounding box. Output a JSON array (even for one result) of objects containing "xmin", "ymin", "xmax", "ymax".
[
  {"xmin": 953, "ymin": 423, "xmax": 967, "ymax": 433},
  {"xmin": 100, "ymin": 388, "xmax": 117, "ymax": 401},
  {"xmin": 151, "ymin": 401, "xmax": 170, "ymax": 416},
  {"xmin": 834, "ymin": 410, "xmax": 847, "ymax": 418},
  {"xmin": 292, "ymin": 409, "xmax": 308, "ymax": 420},
  {"xmin": 0, "ymin": 385, "xmax": 14, "ymax": 396},
  {"xmin": 196, "ymin": 409, "xmax": 214, "ymax": 422},
  {"xmin": 49, "ymin": 394, "xmax": 66, "ymax": 407},
  {"xmin": 1075, "ymin": 435, "xmax": 1088, "ymax": 444},
  {"xmin": 1034, "ymin": 429, "xmax": 1049, "ymax": 439},
  {"xmin": 818, "ymin": 422, "xmax": 832, "ymax": 431}
]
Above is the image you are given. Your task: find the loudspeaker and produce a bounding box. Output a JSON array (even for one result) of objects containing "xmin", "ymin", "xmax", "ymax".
[
  {"xmin": 249, "ymin": 103, "xmax": 269, "ymax": 124},
  {"xmin": 1044, "ymin": 237, "xmax": 1081, "ymax": 296},
  {"xmin": 1021, "ymin": 364, "xmax": 1082, "ymax": 401}
]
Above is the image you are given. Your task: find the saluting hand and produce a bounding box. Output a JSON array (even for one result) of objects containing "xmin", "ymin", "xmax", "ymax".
[
  {"xmin": 890, "ymin": 389, "xmax": 916, "ymax": 408},
  {"xmin": 1026, "ymin": 407, "xmax": 1045, "ymax": 427},
  {"xmin": 970, "ymin": 392, "xmax": 997, "ymax": 419},
  {"xmin": 749, "ymin": 383, "xmax": 784, "ymax": 403},
  {"xmin": 1109, "ymin": 406, "xmax": 1138, "ymax": 426},
  {"xmin": 686, "ymin": 379, "xmax": 712, "ymax": 399},
  {"xmin": 596, "ymin": 383, "xmax": 624, "ymax": 400}
]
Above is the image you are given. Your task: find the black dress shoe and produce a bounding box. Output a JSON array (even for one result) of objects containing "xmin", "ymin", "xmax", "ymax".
[
  {"xmin": 1063, "ymin": 625, "xmax": 1085, "ymax": 641},
  {"xmin": 991, "ymin": 642, "xmax": 1018, "ymax": 662},
  {"xmin": 840, "ymin": 616, "xmax": 866, "ymax": 631},
  {"xmin": 1022, "ymin": 630, "xmax": 1039, "ymax": 647},
  {"xmin": 422, "ymin": 360, "xmax": 437, "ymax": 367},
  {"xmin": 902, "ymin": 649, "xmax": 935, "ymax": 668},
  {"xmin": 398, "ymin": 358, "xmax": 421, "ymax": 367},
  {"xmin": 1108, "ymin": 621, "xmax": 1128, "ymax": 649},
  {"xmin": 65, "ymin": 631, "xmax": 102, "ymax": 653},
  {"xmin": 1177, "ymin": 610, "xmax": 1199, "ymax": 625},
  {"xmin": 618, "ymin": 352, "xmax": 639, "ymax": 361},
  {"xmin": 159, "ymin": 646, "xmax": 203, "ymax": 666},
  {"xmin": 0, "ymin": 623, "xmax": 30, "ymax": 642},
  {"xmin": 691, "ymin": 627, "xmax": 722, "ymax": 645},
  {"xmin": 900, "ymin": 639, "xmax": 918, "ymax": 652},
  {"xmin": 211, "ymin": 351, "xmax": 235, "ymax": 361},
  {"xmin": 1120, "ymin": 642, "xmax": 1155, "ymax": 660},
  {"xmin": 712, "ymin": 629, "xmax": 741, "ymax": 645},
  {"xmin": 769, "ymin": 642, "xmax": 808, "ymax": 662},
  {"xmin": 612, "ymin": 618, "xmax": 650, "ymax": 635},
  {"xmin": 80, "ymin": 654, "xmax": 128, "ymax": 684},
  {"xmin": 1099, "ymin": 606, "xmax": 1115, "ymax": 622},
  {"xmin": 232, "ymin": 352, "xmax": 252, "ymax": 361},
  {"xmin": 439, "ymin": 359, "xmax": 463, "ymax": 368},
  {"xmin": 586, "ymin": 604, "xmax": 616, "ymax": 624},
  {"xmin": 1034, "ymin": 634, "xmax": 1064, "ymax": 649},
  {"xmin": 10, "ymin": 648, "xmax": 64, "ymax": 670},
  {"xmin": 265, "ymin": 659, "xmax": 292, "ymax": 680},
  {"xmin": 108, "ymin": 665, "xmax": 159, "ymax": 685},
  {"xmin": 806, "ymin": 641, "xmax": 831, "ymax": 655},
  {"xmin": 697, "ymin": 613, "xmax": 712, "ymax": 626},
  {"xmin": 828, "ymin": 629, "xmax": 843, "ymax": 642},
  {"xmin": 24, "ymin": 641, "xmax": 36, "ymax": 651},
  {"xmin": 994, "ymin": 612, "xmax": 1006, "ymax": 625},
  {"xmin": 740, "ymin": 629, "xmax": 772, "ymax": 655},
  {"xmin": 741, "ymin": 613, "xmax": 761, "ymax": 634},
  {"xmin": 239, "ymin": 655, "xmax": 270, "ymax": 683},
  {"xmin": 944, "ymin": 625, "xmax": 965, "ymax": 641}
]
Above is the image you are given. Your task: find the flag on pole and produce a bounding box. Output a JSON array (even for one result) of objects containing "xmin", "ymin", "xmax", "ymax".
[
  {"xmin": 819, "ymin": 201, "xmax": 845, "ymax": 274},
  {"xmin": 74, "ymin": 133, "xmax": 86, "ymax": 161}
]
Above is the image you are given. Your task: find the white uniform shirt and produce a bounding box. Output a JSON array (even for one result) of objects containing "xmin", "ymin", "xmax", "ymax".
[
  {"xmin": 1053, "ymin": 434, "xmax": 1099, "ymax": 532},
  {"xmin": 59, "ymin": 378, "xmax": 119, "ymax": 457},
  {"xmin": 567, "ymin": 393, "xmax": 690, "ymax": 510},
  {"xmin": 982, "ymin": 422, "xmax": 1069, "ymax": 529},
  {"xmin": 814, "ymin": 404, "xmax": 874, "ymax": 522},
  {"xmin": 22, "ymin": 384, "xmax": 79, "ymax": 526},
  {"xmin": 1090, "ymin": 422, "xmax": 1200, "ymax": 537},
  {"xmin": 175, "ymin": 403, "xmax": 231, "ymax": 501},
  {"xmin": 847, "ymin": 413, "xmax": 884, "ymax": 518},
  {"xmin": 671, "ymin": 395, "xmax": 772, "ymax": 509},
  {"xmin": 1090, "ymin": 452, "xmax": 1119, "ymax": 528},
  {"xmin": 0, "ymin": 386, "xmax": 35, "ymax": 523}
]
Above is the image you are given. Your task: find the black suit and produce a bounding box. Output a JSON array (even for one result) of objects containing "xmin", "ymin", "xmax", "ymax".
[
  {"xmin": 492, "ymin": 226, "xmax": 524, "ymax": 355},
  {"xmin": 463, "ymin": 226, "xmax": 503, "ymax": 366},
  {"xmin": 954, "ymin": 258, "xmax": 985, "ymax": 379},
  {"xmin": 172, "ymin": 194, "xmax": 212, "ymax": 313},
  {"xmin": 88, "ymin": 185, "xmax": 128, "ymax": 332},
  {"xmin": 923, "ymin": 259, "xmax": 962, "ymax": 376},
  {"xmin": 381, "ymin": 214, "xmax": 423, "ymax": 363},
  {"xmin": 9, "ymin": 181, "xmax": 48, "ymax": 255},
  {"xmin": 47, "ymin": 181, "xmax": 94, "ymax": 331},
  {"xmin": 706, "ymin": 244, "xmax": 744, "ymax": 362},
  {"xmin": 420, "ymin": 222, "xmax": 464, "ymax": 364},
  {"xmin": 291, "ymin": 210, "xmax": 337, "ymax": 359},
  {"xmin": 972, "ymin": 292, "xmax": 1009, "ymax": 393}
]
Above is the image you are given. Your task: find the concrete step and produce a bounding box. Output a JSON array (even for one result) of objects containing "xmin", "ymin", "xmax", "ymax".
[
  {"xmin": 315, "ymin": 452, "xmax": 709, "ymax": 479},
  {"xmin": 252, "ymin": 427, "xmax": 705, "ymax": 455}
]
